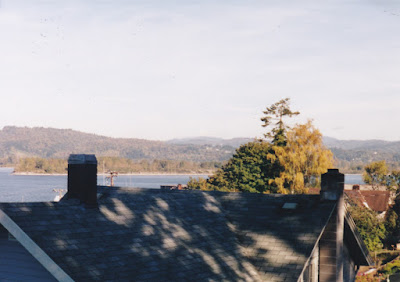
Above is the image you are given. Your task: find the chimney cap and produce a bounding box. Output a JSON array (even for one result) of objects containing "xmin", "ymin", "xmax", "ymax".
[{"xmin": 68, "ymin": 154, "xmax": 97, "ymax": 165}]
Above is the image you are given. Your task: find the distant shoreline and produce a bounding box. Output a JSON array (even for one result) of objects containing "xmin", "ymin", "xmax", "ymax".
[
  {"xmin": 12, "ymin": 172, "xmax": 67, "ymax": 176},
  {"xmin": 12, "ymin": 172, "xmax": 210, "ymax": 176},
  {"xmin": 10, "ymin": 171, "xmax": 362, "ymax": 177}
]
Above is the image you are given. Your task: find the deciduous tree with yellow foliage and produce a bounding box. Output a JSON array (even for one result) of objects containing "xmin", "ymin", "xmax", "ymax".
[{"xmin": 268, "ymin": 121, "xmax": 333, "ymax": 194}]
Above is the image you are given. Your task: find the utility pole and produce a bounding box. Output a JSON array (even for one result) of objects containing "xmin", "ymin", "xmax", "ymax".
[{"xmin": 106, "ymin": 171, "xmax": 118, "ymax": 187}]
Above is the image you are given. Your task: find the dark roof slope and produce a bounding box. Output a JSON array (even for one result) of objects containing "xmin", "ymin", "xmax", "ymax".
[
  {"xmin": 215, "ymin": 192, "xmax": 337, "ymax": 281},
  {"xmin": 0, "ymin": 188, "xmax": 338, "ymax": 281}
]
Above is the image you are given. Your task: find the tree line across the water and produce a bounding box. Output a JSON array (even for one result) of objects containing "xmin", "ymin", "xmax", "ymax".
[{"xmin": 14, "ymin": 157, "xmax": 222, "ymax": 174}]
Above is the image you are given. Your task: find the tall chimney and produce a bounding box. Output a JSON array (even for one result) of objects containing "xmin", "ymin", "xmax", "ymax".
[
  {"xmin": 321, "ymin": 169, "xmax": 345, "ymax": 201},
  {"xmin": 67, "ymin": 154, "xmax": 98, "ymax": 208},
  {"xmin": 319, "ymin": 169, "xmax": 345, "ymax": 281}
]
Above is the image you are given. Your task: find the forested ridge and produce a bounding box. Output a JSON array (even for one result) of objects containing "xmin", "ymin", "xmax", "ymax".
[
  {"xmin": 0, "ymin": 126, "xmax": 236, "ymax": 164},
  {"xmin": 2, "ymin": 126, "xmax": 400, "ymax": 174},
  {"xmin": 325, "ymin": 137, "xmax": 400, "ymax": 173}
]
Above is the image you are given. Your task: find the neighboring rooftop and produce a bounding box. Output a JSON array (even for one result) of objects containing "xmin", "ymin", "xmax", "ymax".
[
  {"xmin": 345, "ymin": 189, "xmax": 390, "ymax": 212},
  {"xmin": 0, "ymin": 187, "xmax": 338, "ymax": 281}
]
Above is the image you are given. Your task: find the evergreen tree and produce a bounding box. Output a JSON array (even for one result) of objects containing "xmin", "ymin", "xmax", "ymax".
[
  {"xmin": 206, "ymin": 140, "xmax": 281, "ymax": 193},
  {"xmin": 260, "ymin": 98, "xmax": 299, "ymax": 146}
]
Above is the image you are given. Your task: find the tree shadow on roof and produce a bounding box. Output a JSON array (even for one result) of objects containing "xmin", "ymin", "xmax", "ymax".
[{"xmin": 0, "ymin": 187, "xmax": 341, "ymax": 281}]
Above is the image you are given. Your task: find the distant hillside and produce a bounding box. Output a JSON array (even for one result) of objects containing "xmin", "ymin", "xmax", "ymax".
[
  {"xmin": 167, "ymin": 137, "xmax": 254, "ymax": 148},
  {"xmin": 169, "ymin": 136, "xmax": 400, "ymax": 173},
  {"xmin": 323, "ymin": 137, "xmax": 400, "ymax": 172},
  {"xmin": 0, "ymin": 126, "xmax": 236, "ymax": 163},
  {"xmin": 1, "ymin": 126, "xmax": 400, "ymax": 173},
  {"xmin": 323, "ymin": 136, "xmax": 400, "ymax": 152}
]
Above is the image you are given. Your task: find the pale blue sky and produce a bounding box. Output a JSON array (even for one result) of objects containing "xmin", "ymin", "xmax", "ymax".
[{"xmin": 1, "ymin": 0, "xmax": 399, "ymax": 140}]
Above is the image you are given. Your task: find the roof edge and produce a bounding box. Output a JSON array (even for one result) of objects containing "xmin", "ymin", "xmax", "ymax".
[
  {"xmin": 0, "ymin": 209, "xmax": 74, "ymax": 282},
  {"xmin": 297, "ymin": 202, "xmax": 373, "ymax": 282},
  {"xmin": 344, "ymin": 208, "xmax": 374, "ymax": 266},
  {"xmin": 297, "ymin": 203, "xmax": 337, "ymax": 281}
]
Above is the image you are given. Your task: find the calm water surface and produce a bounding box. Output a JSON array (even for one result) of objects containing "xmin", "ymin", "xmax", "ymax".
[
  {"xmin": 0, "ymin": 168, "xmax": 208, "ymax": 202},
  {"xmin": 345, "ymin": 174, "xmax": 365, "ymax": 185},
  {"xmin": 0, "ymin": 168, "xmax": 363, "ymax": 202}
]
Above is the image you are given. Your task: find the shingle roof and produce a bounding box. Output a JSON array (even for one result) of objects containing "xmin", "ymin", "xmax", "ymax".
[
  {"xmin": 0, "ymin": 188, "xmax": 337, "ymax": 281},
  {"xmin": 345, "ymin": 190, "xmax": 390, "ymax": 212}
]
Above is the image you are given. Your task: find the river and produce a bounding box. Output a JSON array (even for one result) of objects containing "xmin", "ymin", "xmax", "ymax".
[{"xmin": 0, "ymin": 168, "xmax": 364, "ymax": 202}]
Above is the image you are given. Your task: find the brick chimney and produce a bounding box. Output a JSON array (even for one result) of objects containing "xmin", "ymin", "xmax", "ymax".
[
  {"xmin": 319, "ymin": 169, "xmax": 345, "ymax": 281},
  {"xmin": 67, "ymin": 154, "xmax": 98, "ymax": 208}
]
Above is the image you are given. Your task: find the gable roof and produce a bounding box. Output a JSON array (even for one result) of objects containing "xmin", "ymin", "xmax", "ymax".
[
  {"xmin": 0, "ymin": 187, "xmax": 370, "ymax": 281},
  {"xmin": 345, "ymin": 190, "xmax": 390, "ymax": 212}
]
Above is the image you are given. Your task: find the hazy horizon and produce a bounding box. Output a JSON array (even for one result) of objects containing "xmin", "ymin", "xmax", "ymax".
[{"xmin": 1, "ymin": 125, "xmax": 399, "ymax": 143}]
